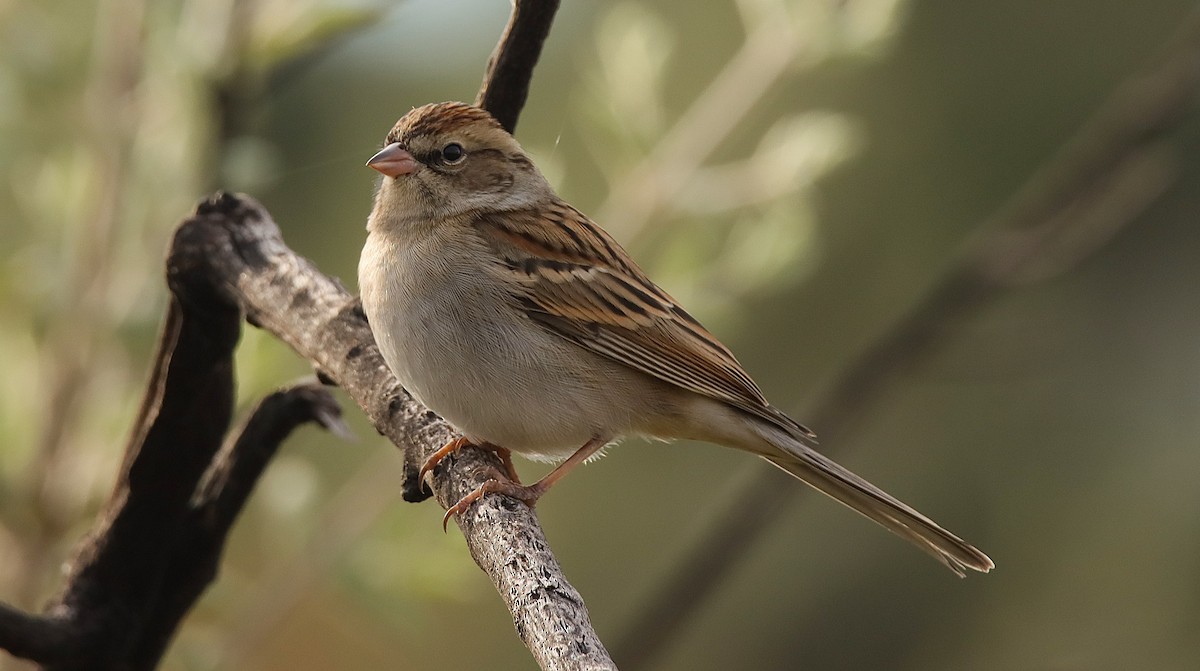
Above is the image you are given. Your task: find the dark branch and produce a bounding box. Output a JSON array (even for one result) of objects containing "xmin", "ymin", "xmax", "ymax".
[
  {"xmin": 54, "ymin": 293, "xmax": 238, "ymax": 670},
  {"xmin": 195, "ymin": 383, "xmax": 348, "ymax": 530},
  {"xmin": 0, "ymin": 607, "xmax": 74, "ymax": 663},
  {"xmin": 475, "ymin": 0, "xmax": 561, "ymax": 133},
  {"xmin": 0, "ymin": 229, "xmax": 345, "ymax": 670},
  {"xmin": 129, "ymin": 383, "xmax": 343, "ymax": 668},
  {"xmin": 612, "ymin": 12, "xmax": 1200, "ymax": 668},
  {"xmin": 0, "ymin": 280, "xmax": 242, "ymax": 669}
]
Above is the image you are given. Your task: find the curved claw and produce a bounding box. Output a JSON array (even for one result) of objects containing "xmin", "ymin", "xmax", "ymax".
[
  {"xmin": 419, "ymin": 436, "xmax": 473, "ymax": 494},
  {"xmin": 441, "ymin": 482, "xmax": 493, "ymax": 532},
  {"xmin": 441, "ymin": 478, "xmax": 547, "ymax": 532}
]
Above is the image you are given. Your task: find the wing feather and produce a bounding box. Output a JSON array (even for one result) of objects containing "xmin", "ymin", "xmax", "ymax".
[{"xmin": 471, "ymin": 204, "xmax": 815, "ymax": 442}]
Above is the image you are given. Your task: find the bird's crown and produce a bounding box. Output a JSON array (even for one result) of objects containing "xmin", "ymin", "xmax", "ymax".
[{"xmin": 386, "ymin": 102, "xmax": 504, "ymax": 146}]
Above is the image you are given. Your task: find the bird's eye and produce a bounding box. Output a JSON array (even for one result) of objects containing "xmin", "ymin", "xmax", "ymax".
[{"xmin": 441, "ymin": 143, "xmax": 465, "ymax": 164}]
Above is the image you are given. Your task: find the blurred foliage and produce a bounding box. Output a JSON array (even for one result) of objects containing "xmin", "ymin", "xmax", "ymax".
[{"xmin": 4, "ymin": 0, "xmax": 1200, "ymax": 670}]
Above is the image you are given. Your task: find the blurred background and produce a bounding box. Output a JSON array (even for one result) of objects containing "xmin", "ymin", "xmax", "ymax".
[{"xmin": 3, "ymin": 0, "xmax": 1200, "ymax": 669}]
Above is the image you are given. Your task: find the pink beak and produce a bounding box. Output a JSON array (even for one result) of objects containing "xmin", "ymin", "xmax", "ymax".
[{"xmin": 367, "ymin": 142, "xmax": 419, "ymax": 177}]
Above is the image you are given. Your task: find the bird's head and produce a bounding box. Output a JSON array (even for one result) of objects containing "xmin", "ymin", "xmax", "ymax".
[{"xmin": 367, "ymin": 102, "xmax": 551, "ymax": 228}]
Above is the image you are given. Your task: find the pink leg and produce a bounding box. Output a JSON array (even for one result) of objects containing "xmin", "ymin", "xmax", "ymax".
[
  {"xmin": 442, "ymin": 436, "xmax": 608, "ymax": 530},
  {"xmin": 477, "ymin": 443, "xmax": 521, "ymax": 483}
]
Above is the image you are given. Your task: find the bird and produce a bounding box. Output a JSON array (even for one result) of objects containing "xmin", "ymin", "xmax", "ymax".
[{"xmin": 358, "ymin": 101, "xmax": 993, "ymax": 576}]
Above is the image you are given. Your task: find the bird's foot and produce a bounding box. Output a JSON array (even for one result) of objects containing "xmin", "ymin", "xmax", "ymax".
[
  {"xmin": 440, "ymin": 435, "xmax": 608, "ymax": 531},
  {"xmin": 442, "ymin": 477, "xmax": 550, "ymax": 531},
  {"xmin": 419, "ymin": 437, "xmax": 521, "ymax": 494},
  {"xmin": 418, "ymin": 436, "xmax": 471, "ymax": 493}
]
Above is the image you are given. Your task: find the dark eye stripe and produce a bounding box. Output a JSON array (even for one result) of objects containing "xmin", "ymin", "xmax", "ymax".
[{"xmin": 413, "ymin": 149, "xmax": 440, "ymax": 166}]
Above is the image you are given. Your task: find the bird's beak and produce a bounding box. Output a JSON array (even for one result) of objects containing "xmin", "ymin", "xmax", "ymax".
[{"xmin": 367, "ymin": 143, "xmax": 419, "ymax": 177}]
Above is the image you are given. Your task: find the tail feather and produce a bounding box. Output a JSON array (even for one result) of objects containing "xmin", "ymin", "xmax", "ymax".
[{"xmin": 762, "ymin": 445, "xmax": 993, "ymax": 577}]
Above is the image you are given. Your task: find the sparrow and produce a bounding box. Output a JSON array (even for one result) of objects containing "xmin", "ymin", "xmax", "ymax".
[{"xmin": 359, "ymin": 101, "xmax": 993, "ymax": 576}]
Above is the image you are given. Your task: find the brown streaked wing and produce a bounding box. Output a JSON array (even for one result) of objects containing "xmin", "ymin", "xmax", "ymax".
[{"xmin": 471, "ymin": 204, "xmax": 816, "ymax": 441}]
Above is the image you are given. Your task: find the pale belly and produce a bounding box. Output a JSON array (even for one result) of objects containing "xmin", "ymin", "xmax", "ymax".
[{"xmin": 359, "ymin": 231, "xmax": 660, "ymax": 461}]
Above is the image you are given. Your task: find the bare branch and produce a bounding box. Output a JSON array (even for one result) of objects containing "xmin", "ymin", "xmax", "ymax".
[
  {"xmin": 613, "ymin": 11, "xmax": 1200, "ymax": 668},
  {"xmin": 0, "ymin": 606, "xmax": 75, "ymax": 664},
  {"xmin": 2, "ymin": 2, "xmax": 603, "ymax": 668},
  {"xmin": 169, "ymin": 193, "xmax": 615, "ymax": 671}
]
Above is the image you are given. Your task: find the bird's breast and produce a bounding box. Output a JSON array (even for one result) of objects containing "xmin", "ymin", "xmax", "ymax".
[{"xmin": 359, "ymin": 227, "xmax": 648, "ymax": 458}]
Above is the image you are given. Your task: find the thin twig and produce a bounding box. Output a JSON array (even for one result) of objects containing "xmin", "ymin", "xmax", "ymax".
[{"xmin": 476, "ymin": 0, "xmax": 561, "ymax": 133}]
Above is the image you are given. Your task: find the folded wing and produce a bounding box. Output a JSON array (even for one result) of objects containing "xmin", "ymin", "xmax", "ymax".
[{"xmin": 472, "ymin": 203, "xmax": 815, "ymax": 443}]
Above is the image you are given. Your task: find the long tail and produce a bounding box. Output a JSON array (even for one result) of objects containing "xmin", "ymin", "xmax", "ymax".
[{"xmin": 760, "ymin": 430, "xmax": 993, "ymax": 577}]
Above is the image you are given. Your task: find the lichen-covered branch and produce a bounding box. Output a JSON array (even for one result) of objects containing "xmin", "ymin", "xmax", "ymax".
[{"xmin": 170, "ymin": 192, "xmax": 615, "ymax": 671}]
